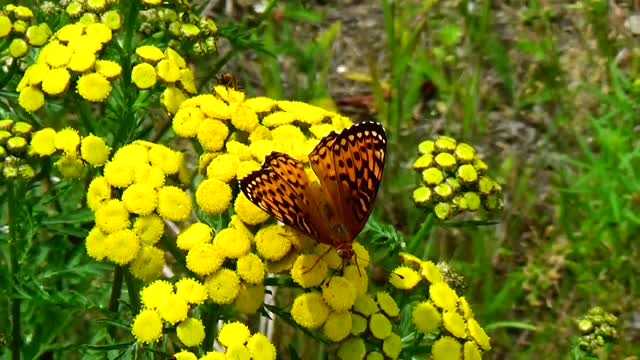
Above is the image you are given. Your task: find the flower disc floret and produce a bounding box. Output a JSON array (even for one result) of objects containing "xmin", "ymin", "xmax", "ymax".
[
  {"xmin": 30, "ymin": 128, "xmax": 57, "ymax": 156},
  {"xmin": 290, "ymin": 254, "xmax": 328, "ymax": 288},
  {"xmin": 45, "ymin": 42, "xmax": 72, "ymax": 67},
  {"xmin": 173, "ymin": 107, "xmax": 204, "ymax": 138},
  {"xmin": 443, "ymin": 310, "xmax": 467, "ymax": 338},
  {"xmin": 68, "ymin": 51, "xmax": 96, "ymax": 72},
  {"xmin": 369, "ymin": 313, "xmax": 392, "ymax": 339},
  {"xmin": 432, "ymin": 336, "xmax": 461, "ymax": 360},
  {"xmin": 195, "ymin": 178, "xmax": 232, "ymax": 215},
  {"xmin": 136, "ymin": 45, "xmax": 165, "ymax": 62},
  {"xmin": 141, "ymin": 280, "xmax": 174, "ymax": 309},
  {"xmin": 77, "ymin": 73, "xmax": 111, "ymax": 102},
  {"xmin": 176, "ymin": 222, "xmax": 212, "ymax": 250},
  {"xmin": 323, "ymin": 311, "xmax": 352, "ymax": 342},
  {"xmin": 382, "ymin": 333, "xmax": 403, "ymax": 359},
  {"xmin": 55, "ymin": 155, "xmax": 84, "ymax": 178},
  {"xmin": 85, "ymin": 23, "xmax": 112, "ymax": 43},
  {"xmin": 42, "ymin": 68, "xmax": 71, "ymax": 95},
  {"xmin": 464, "ymin": 341, "xmax": 482, "ymax": 360},
  {"xmin": 87, "ymin": 176, "xmax": 111, "ymax": 211},
  {"xmin": 236, "ymin": 253, "xmax": 265, "ymax": 284},
  {"xmin": 132, "ymin": 309, "xmax": 163, "ymax": 344},
  {"xmin": 134, "ymin": 214, "xmax": 164, "ymax": 245},
  {"xmin": 343, "ymin": 264, "xmax": 368, "ymax": 297},
  {"xmin": 246, "ymin": 332, "xmax": 277, "ymax": 360},
  {"xmin": 337, "ymin": 337, "xmax": 366, "ymax": 360},
  {"xmin": 158, "ymin": 293, "xmax": 189, "ymax": 324},
  {"xmin": 376, "ymin": 291, "xmax": 400, "ymax": 317},
  {"xmin": 80, "ymin": 134, "xmax": 110, "ymax": 165},
  {"xmin": 389, "ymin": 266, "xmax": 421, "ymax": 289},
  {"xmin": 95, "ymin": 60, "xmax": 122, "ymax": 79},
  {"xmin": 322, "ymin": 276, "xmax": 356, "ymax": 311},
  {"xmin": 213, "ymin": 227, "xmax": 251, "ymax": 258},
  {"xmin": 95, "ymin": 199, "xmax": 130, "ymax": 233},
  {"xmin": 103, "ymin": 161, "xmax": 134, "ymax": 188},
  {"xmin": 234, "ymin": 283, "xmax": 265, "ymax": 314},
  {"xmin": 129, "ymin": 245, "xmax": 164, "ymax": 282},
  {"xmin": 353, "ymin": 294, "xmax": 379, "ymax": 317},
  {"xmin": 132, "ymin": 63, "xmax": 157, "ymax": 89},
  {"xmin": 157, "ymin": 186, "xmax": 192, "ymax": 221},
  {"xmin": 218, "ymin": 321, "xmax": 250, "ymax": 347},
  {"xmin": 206, "ymin": 153, "xmax": 239, "ymax": 182},
  {"xmin": 175, "ymin": 278, "xmax": 208, "ymax": 305},
  {"xmin": 85, "ymin": 227, "xmax": 108, "ymax": 261},
  {"xmin": 196, "ymin": 118, "xmax": 228, "ymax": 151},
  {"xmin": 122, "ymin": 183, "xmax": 158, "ymax": 215},
  {"xmin": 205, "ymin": 268, "xmax": 240, "ymax": 304},
  {"xmin": 18, "ymin": 86, "xmax": 45, "ymax": 112},
  {"xmin": 291, "ymin": 292, "xmax": 330, "ymax": 329},
  {"xmin": 351, "ymin": 314, "xmax": 367, "ymax": 335},
  {"xmin": 54, "ymin": 128, "xmax": 80, "ymax": 154},
  {"xmin": 149, "ymin": 144, "xmax": 182, "ymax": 174},
  {"xmin": 104, "ymin": 229, "xmax": 140, "ymax": 264},
  {"xmin": 412, "ymin": 301, "xmax": 442, "ymax": 334},
  {"xmin": 177, "ymin": 318, "xmax": 205, "ymax": 347},
  {"xmin": 430, "ymin": 282, "xmax": 459, "ymax": 311},
  {"xmin": 134, "ymin": 164, "xmax": 165, "ymax": 188},
  {"xmin": 157, "ymin": 59, "xmax": 181, "ymax": 82},
  {"xmin": 113, "ymin": 143, "xmax": 149, "ymax": 165},
  {"xmin": 186, "ymin": 242, "xmax": 224, "ymax": 276},
  {"xmin": 255, "ymin": 225, "xmax": 292, "ymax": 261},
  {"xmin": 468, "ymin": 318, "xmax": 491, "ymax": 350},
  {"xmin": 234, "ymin": 193, "xmax": 270, "ymax": 225}
]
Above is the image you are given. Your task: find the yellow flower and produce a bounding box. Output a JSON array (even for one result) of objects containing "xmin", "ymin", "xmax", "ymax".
[
  {"xmin": 458, "ymin": 297, "xmax": 474, "ymax": 319},
  {"xmin": 173, "ymin": 107, "xmax": 204, "ymax": 138},
  {"xmin": 323, "ymin": 311, "xmax": 352, "ymax": 342},
  {"xmin": 430, "ymin": 282, "xmax": 459, "ymax": 312},
  {"xmin": 56, "ymin": 23, "xmax": 84, "ymax": 42},
  {"xmin": 322, "ymin": 276, "xmax": 356, "ymax": 311},
  {"xmin": 162, "ymin": 86, "xmax": 186, "ymax": 114},
  {"xmin": 234, "ymin": 252, "xmax": 264, "ymax": 284},
  {"xmin": 218, "ymin": 321, "xmax": 250, "ymax": 347},
  {"xmin": 77, "ymin": 73, "xmax": 111, "ymax": 102},
  {"xmin": 262, "ymin": 111, "xmax": 295, "ymax": 127},
  {"xmin": 85, "ymin": 227, "xmax": 108, "ymax": 261},
  {"xmin": 244, "ymin": 96, "xmax": 276, "ymax": 113},
  {"xmin": 176, "ymin": 222, "xmax": 212, "ymax": 250},
  {"xmin": 131, "ymin": 309, "xmax": 163, "ymax": 344},
  {"xmin": 157, "ymin": 186, "xmax": 192, "ymax": 221},
  {"xmin": 44, "ymin": 41, "xmax": 72, "ymax": 67},
  {"xmin": 9, "ymin": 38, "xmax": 28, "ymax": 58},
  {"xmin": 206, "ymin": 153, "xmax": 239, "ymax": 182},
  {"xmin": 291, "ymin": 292, "xmax": 330, "ymax": 329},
  {"xmin": 176, "ymin": 317, "xmax": 205, "ymax": 347},
  {"xmin": 25, "ymin": 63, "xmax": 50, "ymax": 86},
  {"xmin": 95, "ymin": 199, "xmax": 130, "ymax": 233},
  {"xmin": 54, "ymin": 128, "xmax": 80, "ymax": 154},
  {"xmin": 30, "ymin": 128, "xmax": 57, "ymax": 156},
  {"xmin": 132, "ymin": 63, "xmax": 157, "ymax": 89},
  {"xmin": 129, "ymin": 245, "xmax": 164, "ymax": 282},
  {"xmin": 443, "ymin": 310, "xmax": 466, "ymax": 338},
  {"xmin": 186, "ymin": 242, "xmax": 224, "ymax": 276},
  {"xmin": 389, "ymin": 266, "xmax": 421, "ymax": 289},
  {"xmin": 382, "ymin": 333, "xmax": 402, "ymax": 359},
  {"xmin": 337, "ymin": 337, "xmax": 365, "ymax": 360},
  {"xmin": 226, "ymin": 344, "xmax": 251, "ymax": 359},
  {"xmin": 314, "ymin": 244, "xmax": 341, "ymax": 269},
  {"xmin": 122, "ymin": 183, "xmax": 158, "ymax": 215},
  {"xmin": 309, "ymin": 123, "xmax": 336, "ymax": 138},
  {"xmin": 205, "ymin": 268, "xmax": 240, "ymax": 304},
  {"xmin": 80, "ymin": 134, "xmax": 110, "ymax": 166},
  {"xmin": 104, "ymin": 229, "xmax": 140, "ymax": 264},
  {"xmin": 432, "ymin": 336, "xmax": 461, "ymax": 360},
  {"xmin": 214, "ymin": 85, "xmax": 245, "ymax": 104},
  {"xmin": 376, "ymin": 291, "xmax": 400, "ymax": 317},
  {"xmin": 85, "ymin": 22, "xmax": 112, "ymax": 43},
  {"xmin": 42, "ymin": 67, "xmax": 71, "ymax": 95},
  {"xmin": 236, "ymin": 160, "xmax": 261, "ymax": 180},
  {"xmin": 133, "ymin": 164, "xmax": 166, "ymax": 189},
  {"xmin": 158, "ymin": 293, "xmax": 189, "ymax": 324},
  {"xmin": 231, "ymin": 104, "xmax": 259, "ymax": 132},
  {"xmin": 214, "ymin": 227, "xmax": 251, "ymax": 258},
  {"xmin": 195, "ymin": 178, "xmax": 232, "ymax": 215},
  {"xmin": 95, "ymin": 59, "xmax": 122, "ymax": 79},
  {"xmin": 412, "ymin": 301, "xmax": 441, "ymax": 334},
  {"xmin": 173, "ymin": 351, "xmax": 197, "ymax": 360},
  {"xmin": 200, "ymin": 352, "xmax": 225, "ymax": 360},
  {"xmin": 246, "ymin": 332, "xmax": 276, "ymax": 360},
  {"xmin": 351, "ymin": 313, "xmax": 367, "ymax": 336},
  {"xmin": 18, "ymin": 86, "xmax": 45, "ymax": 112},
  {"xmin": 55, "ymin": 155, "xmax": 85, "ymax": 178},
  {"xmin": 290, "ymin": 254, "xmax": 327, "ymax": 288},
  {"xmin": 255, "ymin": 225, "xmax": 292, "ymax": 261},
  {"xmin": 156, "ymin": 59, "xmax": 181, "ymax": 82},
  {"xmin": 226, "ymin": 140, "xmax": 252, "ymax": 160},
  {"xmin": 369, "ymin": 313, "xmax": 392, "ymax": 339},
  {"xmin": 136, "ymin": 45, "xmax": 165, "ymax": 62},
  {"xmin": 234, "ymin": 193, "xmax": 270, "ymax": 225},
  {"xmin": 179, "ymin": 68, "xmax": 197, "ymax": 94},
  {"xmin": 277, "ymin": 100, "xmax": 328, "ymax": 124},
  {"xmin": 234, "ymin": 283, "xmax": 264, "ymax": 314},
  {"xmin": 467, "ymin": 318, "xmax": 491, "ymax": 351},
  {"xmin": 249, "ymin": 140, "xmax": 276, "ymax": 162},
  {"xmin": 352, "ymin": 294, "xmax": 379, "ymax": 317},
  {"xmin": 342, "ymin": 264, "xmax": 368, "ymax": 297},
  {"xmin": 141, "ymin": 280, "xmax": 174, "ymax": 309},
  {"xmin": 113, "ymin": 143, "xmax": 149, "ymax": 165},
  {"xmin": 248, "ymin": 125, "xmax": 272, "ymax": 142},
  {"xmin": 463, "ymin": 341, "xmax": 482, "ymax": 360},
  {"xmin": 149, "ymin": 144, "xmax": 182, "ymax": 175},
  {"xmin": 133, "ymin": 214, "xmax": 164, "ymax": 245},
  {"xmin": 175, "ymin": 278, "xmax": 208, "ymax": 305},
  {"xmin": 103, "ymin": 161, "xmax": 134, "ymax": 188},
  {"xmin": 68, "ymin": 50, "xmax": 96, "ymax": 72},
  {"xmin": 421, "ymin": 260, "xmax": 444, "ymax": 283},
  {"xmin": 87, "ymin": 176, "xmax": 111, "ymax": 211},
  {"xmin": 366, "ymin": 352, "xmax": 384, "ymax": 360},
  {"xmin": 101, "ymin": 10, "xmax": 121, "ymax": 30},
  {"xmin": 67, "ymin": 34, "xmax": 102, "ymax": 54},
  {"xmin": 197, "ymin": 94, "xmax": 231, "ymax": 119}
]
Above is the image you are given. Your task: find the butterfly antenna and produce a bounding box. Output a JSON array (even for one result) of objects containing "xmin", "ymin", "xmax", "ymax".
[{"xmin": 303, "ymin": 246, "xmax": 334, "ymax": 274}]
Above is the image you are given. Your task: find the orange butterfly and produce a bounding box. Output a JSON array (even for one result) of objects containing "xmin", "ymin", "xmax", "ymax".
[{"xmin": 240, "ymin": 121, "xmax": 387, "ymax": 267}]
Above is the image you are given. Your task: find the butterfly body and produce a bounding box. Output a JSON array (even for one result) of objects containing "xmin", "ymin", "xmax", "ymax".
[{"xmin": 240, "ymin": 121, "xmax": 387, "ymax": 265}]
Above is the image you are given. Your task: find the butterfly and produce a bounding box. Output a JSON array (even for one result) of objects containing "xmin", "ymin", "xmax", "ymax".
[{"xmin": 239, "ymin": 121, "xmax": 387, "ymax": 267}]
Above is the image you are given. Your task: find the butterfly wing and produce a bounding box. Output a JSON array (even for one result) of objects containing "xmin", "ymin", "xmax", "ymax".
[
  {"xmin": 309, "ymin": 121, "xmax": 387, "ymax": 239},
  {"xmin": 240, "ymin": 152, "xmax": 319, "ymax": 238}
]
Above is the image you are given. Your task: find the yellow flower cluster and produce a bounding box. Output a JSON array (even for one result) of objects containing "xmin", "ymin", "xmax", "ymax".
[
  {"xmin": 412, "ymin": 136, "xmax": 503, "ymax": 220},
  {"xmin": 0, "ymin": 4, "xmax": 51, "ymax": 59},
  {"xmin": 84, "ymin": 141, "xmax": 190, "ymax": 281},
  {"xmin": 17, "ymin": 18, "xmax": 121, "ymax": 112},
  {"xmin": 29, "ymin": 126, "xmax": 111, "ymax": 178},
  {"xmin": 65, "ymin": 0, "xmax": 122, "ymax": 30},
  {"xmin": 391, "ymin": 253, "xmax": 491, "ymax": 359},
  {"xmin": 132, "ymin": 279, "xmax": 208, "ymax": 345},
  {"xmin": 131, "ymin": 45, "xmax": 196, "ymax": 114},
  {"xmin": 0, "ymin": 119, "xmax": 37, "ymax": 180},
  {"xmin": 173, "ymin": 321, "xmax": 276, "ymax": 360}
]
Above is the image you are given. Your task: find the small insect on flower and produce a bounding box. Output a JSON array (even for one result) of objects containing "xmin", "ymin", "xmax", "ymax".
[
  {"xmin": 216, "ymin": 72, "xmax": 242, "ymax": 91},
  {"xmin": 239, "ymin": 121, "xmax": 387, "ymax": 272}
]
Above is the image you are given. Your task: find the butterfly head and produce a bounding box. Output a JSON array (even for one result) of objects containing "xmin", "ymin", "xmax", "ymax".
[{"xmin": 336, "ymin": 243, "xmax": 354, "ymax": 262}]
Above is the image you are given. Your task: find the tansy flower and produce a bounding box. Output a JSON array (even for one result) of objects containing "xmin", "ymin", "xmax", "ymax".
[
  {"xmin": 369, "ymin": 313, "xmax": 392, "ymax": 339},
  {"xmin": 131, "ymin": 309, "xmax": 163, "ymax": 344},
  {"xmin": 67, "ymin": 35, "xmax": 102, "ymax": 54},
  {"xmin": 443, "ymin": 310, "xmax": 466, "ymax": 338},
  {"xmin": 430, "ymin": 282, "xmax": 459, "ymax": 312},
  {"xmin": 103, "ymin": 161, "xmax": 134, "ymax": 188},
  {"xmin": 262, "ymin": 111, "xmax": 296, "ymax": 127},
  {"xmin": 186, "ymin": 242, "xmax": 224, "ymax": 276},
  {"xmin": 432, "ymin": 336, "xmax": 461, "ymax": 360},
  {"xmin": 342, "ymin": 265, "xmax": 368, "ymax": 297},
  {"xmin": 323, "ymin": 311, "xmax": 352, "ymax": 342},
  {"xmin": 464, "ymin": 341, "xmax": 482, "ymax": 360},
  {"xmin": 54, "ymin": 128, "xmax": 80, "ymax": 154},
  {"xmin": 205, "ymin": 268, "xmax": 240, "ymax": 304},
  {"xmin": 80, "ymin": 134, "xmax": 110, "ymax": 166},
  {"xmin": 42, "ymin": 68, "xmax": 71, "ymax": 95},
  {"xmin": 173, "ymin": 107, "xmax": 205, "ymax": 137},
  {"xmin": 366, "ymin": 352, "xmax": 384, "ymax": 360},
  {"xmin": 25, "ymin": 63, "xmax": 50, "ymax": 86},
  {"xmin": 113, "ymin": 143, "xmax": 149, "ymax": 165},
  {"xmin": 162, "ymin": 86, "xmax": 187, "ymax": 114},
  {"xmin": 158, "ymin": 293, "xmax": 189, "ymax": 324},
  {"xmin": 175, "ymin": 278, "xmax": 208, "ymax": 305},
  {"xmin": 249, "ymin": 140, "xmax": 276, "ymax": 162},
  {"xmin": 234, "ymin": 193, "xmax": 270, "ymax": 225},
  {"xmin": 136, "ymin": 45, "xmax": 165, "ymax": 62},
  {"xmin": 133, "ymin": 214, "xmax": 164, "ymax": 245},
  {"xmin": 467, "ymin": 318, "xmax": 491, "ymax": 350},
  {"xmin": 226, "ymin": 345, "xmax": 251, "ymax": 359},
  {"xmin": 291, "ymin": 292, "xmax": 330, "ymax": 329},
  {"xmin": 382, "ymin": 333, "xmax": 403, "ymax": 359},
  {"xmin": 176, "ymin": 222, "xmax": 212, "ymax": 250},
  {"xmin": 121, "ymin": 183, "xmax": 158, "ymax": 215},
  {"xmin": 129, "ymin": 245, "xmax": 164, "ymax": 282},
  {"xmin": 421, "ymin": 260, "xmax": 444, "ymax": 283},
  {"xmin": 195, "ymin": 178, "xmax": 232, "ymax": 215},
  {"xmin": 351, "ymin": 314, "xmax": 367, "ymax": 336},
  {"xmin": 18, "ymin": 86, "xmax": 45, "ymax": 112},
  {"xmin": 140, "ymin": 280, "xmax": 174, "ymax": 309},
  {"xmin": 95, "ymin": 59, "xmax": 122, "ymax": 79},
  {"xmin": 322, "ymin": 276, "xmax": 356, "ymax": 311},
  {"xmin": 132, "ymin": 63, "xmax": 157, "ymax": 89},
  {"xmin": 197, "ymin": 95, "xmax": 231, "ymax": 120},
  {"xmin": 199, "ymin": 352, "xmax": 225, "ymax": 360},
  {"xmin": 94, "ymin": 199, "xmax": 130, "ymax": 233},
  {"xmin": 214, "ymin": 227, "xmax": 251, "ymax": 258},
  {"xmin": 236, "ymin": 253, "xmax": 265, "ymax": 284},
  {"xmin": 234, "ymin": 283, "xmax": 264, "ymax": 314},
  {"xmin": 55, "ymin": 155, "xmax": 84, "ymax": 178},
  {"xmin": 101, "ymin": 10, "xmax": 121, "ymax": 30},
  {"xmin": 206, "ymin": 153, "xmax": 239, "ymax": 182},
  {"xmin": 353, "ymin": 294, "xmax": 379, "ymax": 317},
  {"xmin": 278, "ymin": 100, "xmax": 329, "ymax": 124},
  {"xmin": 173, "ymin": 351, "xmax": 197, "ymax": 360},
  {"xmin": 243, "ymin": 96, "xmax": 276, "ymax": 113},
  {"xmin": 376, "ymin": 292, "xmax": 400, "ymax": 317},
  {"xmin": 412, "ymin": 301, "xmax": 441, "ymax": 334},
  {"xmin": 85, "ymin": 22, "xmax": 112, "ymax": 43},
  {"xmin": 104, "ymin": 229, "xmax": 140, "ymax": 264},
  {"xmin": 196, "ymin": 118, "xmax": 228, "ymax": 152},
  {"xmin": 246, "ymin": 332, "xmax": 277, "ymax": 360},
  {"xmin": 290, "ymin": 254, "xmax": 328, "ymax": 288},
  {"xmin": 458, "ymin": 297, "xmax": 474, "ymax": 319},
  {"xmin": 214, "ymin": 85, "xmax": 245, "ymax": 104},
  {"xmin": 68, "ymin": 50, "xmax": 96, "ymax": 72},
  {"xmin": 77, "ymin": 73, "xmax": 111, "ymax": 102},
  {"xmin": 177, "ymin": 317, "xmax": 205, "ymax": 347},
  {"xmin": 44, "ymin": 41, "xmax": 72, "ymax": 67},
  {"xmin": 337, "ymin": 337, "xmax": 366, "ymax": 360},
  {"xmin": 156, "ymin": 59, "xmax": 181, "ymax": 82},
  {"xmin": 133, "ymin": 164, "xmax": 165, "ymax": 188},
  {"xmin": 179, "ymin": 69, "xmax": 197, "ymax": 94},
  {"xmin": 226, "ymin": 140, "xmax": 252, "ymax": 160},
  {"xmin": 231, "ymin": 104, "xmax": 259, "ymax": 132},
  {"xmin": 157, "ymin": 186, "xmax": 192, "ymax": 221},
  {"xmin": 148, "ymin": 145, "xmax": 182, "ymax": 174},
  {"xmin": 255, "ymin": 225, "xmax": 292, "ymax": 261},
  {"xmin": 218, "ymin": 321, "xmax": 250, "ymax": 347},
  {"xmin": 389, "ymin": 266, "xmax": 421, "ymax": 289},
  {"xmin": 85, "ymin": 227, "xmax": 108, "ymax": 261},
  {"xmin": 236, "ymin": 160, "xmax": 261, "ymax": 180},
  {"xmin": 248, "ymin": 125, "xmax": 272, "ymax": 142},
  {"xmin": 30, "ymin": 128, "xmax": 57, "ymax": 156},
  {"xmin": 86, "ymin": 176, "xmax": 111, "ymax": 211}
]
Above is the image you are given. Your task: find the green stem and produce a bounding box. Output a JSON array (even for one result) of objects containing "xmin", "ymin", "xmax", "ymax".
[
  {"xmin": 124, "ymin": 271, "xmax": 140, "ymax": 314},
  {"xmin": 114, "ymin": 0, "xmax": 139, "ymax": 147},
  {"xmin": 108, "ymin": 265, "xmax": 124, "ymax": 312},
  {"xmin": 407, "ymin": 213, "xmax": 434, "ymax": 255},
  {"xmin": 8, "ymin": 182, "xmax": 22, "ymax": 360}
]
